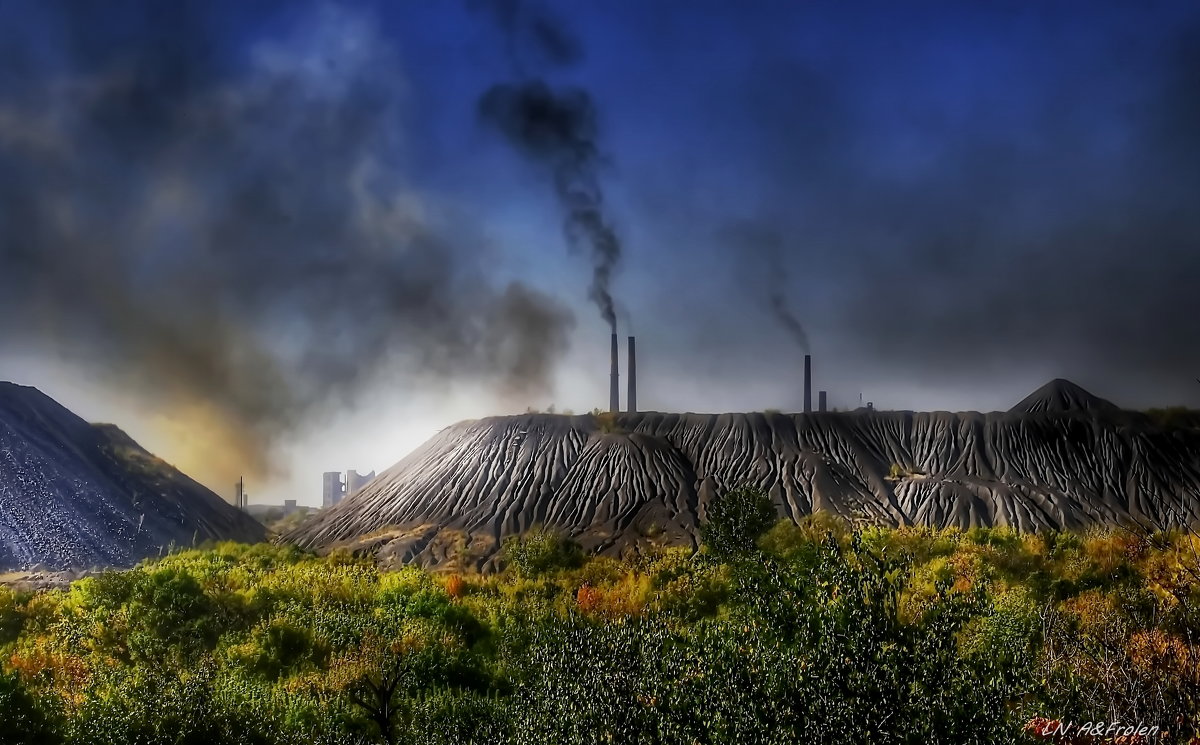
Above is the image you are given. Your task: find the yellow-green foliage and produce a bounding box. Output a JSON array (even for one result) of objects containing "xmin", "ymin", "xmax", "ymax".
[
  {"xmin": 500, "ymin": 526, "xmax": 584, "ymax": 576},
  {"xmin": 1, "ymin": 524, "xmax": 1198, "ymax": 743},
  {"xmin": 592, "ymin": 410, "xmax": 620, "ymax": 434},
  {"xmin": 0, "ymin": 587, "xmax": 26, "ymax": 645},
  {"xmin": 958, "ymin": 585, "xmax": 1040, "ymax": 660}
]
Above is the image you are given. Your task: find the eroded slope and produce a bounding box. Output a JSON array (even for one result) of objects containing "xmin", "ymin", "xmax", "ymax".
[{"xmin": 286, "ymin": 382, "xmax": 1200, "ymax": 568}]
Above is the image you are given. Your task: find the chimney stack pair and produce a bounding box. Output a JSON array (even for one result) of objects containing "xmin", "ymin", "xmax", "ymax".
[{"xmin": 609, "ymin": 334, "xmax": 639, "ymax": 414}]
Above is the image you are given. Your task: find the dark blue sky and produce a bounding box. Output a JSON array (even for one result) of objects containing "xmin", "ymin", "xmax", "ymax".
[{"xmin": 1, "ymin": 0, "xmax": 1198, "ymax": 499}]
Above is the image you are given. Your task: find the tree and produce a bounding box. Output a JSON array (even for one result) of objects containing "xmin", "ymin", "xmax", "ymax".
[
  {"xmin": 501, "ymin": 528, "xmax": 584, "ymax": 576},
  {"xmin": 700, "ymin": 486, "xmax": 778, "ymax": 560}
]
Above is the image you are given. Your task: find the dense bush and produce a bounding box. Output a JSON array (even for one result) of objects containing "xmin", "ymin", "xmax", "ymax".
[
  {"xmin": 700, "ymin": 485, "xmax": 777, "ymax": 559},
  {"xmin": 501, "ymin": 527, "xmax": 584, "ymax": 576},
  {"xmin": 1, "ymin": 508, "xmax": 1198, "ymax": 744}
]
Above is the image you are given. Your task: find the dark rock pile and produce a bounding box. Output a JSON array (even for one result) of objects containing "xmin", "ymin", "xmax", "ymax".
[{"xmin": 0, "ymin": 382, "xmax": 264, "ymax": 569}]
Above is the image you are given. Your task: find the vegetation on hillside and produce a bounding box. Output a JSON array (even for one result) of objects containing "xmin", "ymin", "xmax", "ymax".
[
  {"xmin": 0, "ymin": 487, "xmax": 1197, "ymax": 743},
  {"xmin": 1144, "ymin": 407, "xmax": 1200, "ymax": 431},
  {"xmin": 251, "ymin": 507, "xmax": 316, "ymax": 537}
]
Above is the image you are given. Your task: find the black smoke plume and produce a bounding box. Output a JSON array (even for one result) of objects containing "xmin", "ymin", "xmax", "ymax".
[
  {"xmin": 472, "ymin": 0, "xmax": 622, "ymax": 333},
  {"xmin": 479, "ymin": 82, "xmax": 620, "ymax": 331}
]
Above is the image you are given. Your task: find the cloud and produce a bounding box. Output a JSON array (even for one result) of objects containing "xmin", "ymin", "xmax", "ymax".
[
  {"xmin": 0, "ymin": 3, "xmax": 575, "ymax": 482},
  {"xmin": 639, "ymin": 6, "xmax": 1200, "ymax": 406}
]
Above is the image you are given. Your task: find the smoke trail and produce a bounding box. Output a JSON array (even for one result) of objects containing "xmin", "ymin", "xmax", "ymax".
[
  {"xmin": 718, "ymin": 221, "xmax": 811, "ymax": 353},
  {"xmin": 0, "ymin": 3, "xmax": 575, "ymax": 484},
  {"xmin": 466, "ymin": 0, "xmax": 582, "ymax": 71},
  {"xmin": 768, "ymin": 291, "xmax": 811, "ymax": 354},
  {"xmin": 472, "ymin": 1, "xmax": 623, "ymax": 333},
  {"xmin": 479, "ymin": 82, "xmax": 620, "ymax": 331}
]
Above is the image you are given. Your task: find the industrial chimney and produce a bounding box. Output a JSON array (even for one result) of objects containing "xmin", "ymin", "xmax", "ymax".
[
  {"xmin": 627, "ymin": 336, "xmax": 637, "ymax": 413},
  {"xmin": 609, "ymin": 333, "xmax": 620, "ymax": 413},
  {"xmin": 818, "ymin": 390, "xmax": 827, "ymax": 412},
  {"xmin": 803, "ymin": 354, "xmax": 812, "ymax": 413}
]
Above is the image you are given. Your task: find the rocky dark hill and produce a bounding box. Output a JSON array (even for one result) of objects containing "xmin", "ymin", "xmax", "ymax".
[
  {"xmin": 0, "ymin": 382, "xmax": 264, "ymax": 569},
  {"xmin": 1009, "ymin": 378, "xmax": 1123, "ymax": 415},
  {"xmin": 285, "ymin": 381, "xmax": 1200, "ymax": 569}
]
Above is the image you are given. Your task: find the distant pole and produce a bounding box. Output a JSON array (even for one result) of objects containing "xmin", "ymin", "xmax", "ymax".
[
  {"xmin": 803, "ymin": 354, "xmax": 812, "ymax": 413},
  {"xmin": 609, "ymin": 333, "xmax": 620, "ymax": 413},
  {"xmin": 627, "ymin": 336, "xmax": 637, "ymax": 414}
]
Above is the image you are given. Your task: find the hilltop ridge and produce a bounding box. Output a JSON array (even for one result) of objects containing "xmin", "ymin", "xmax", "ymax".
[{"xmin": 1009, "ymin": 378, "xmax": 1122, "ymax": 415}]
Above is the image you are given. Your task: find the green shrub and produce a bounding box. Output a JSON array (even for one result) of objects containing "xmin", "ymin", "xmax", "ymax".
[
  {"xmin": 0, "ymin": 586, "xmax": 28, "ymax": 645},
  {"xmin": 235, "ymin": 618, "xmax": 328, "ymax": 680},
  {"xmin": 501, "ymin": 528, "xmax": 584, "ymax": 576},
  {"xmin": 511, "ymin": 618, "xmax": 682, "ymax": 744},
  {"xmin": 700, "ymin": 486, "xmax": 777, "ymax": 560}
]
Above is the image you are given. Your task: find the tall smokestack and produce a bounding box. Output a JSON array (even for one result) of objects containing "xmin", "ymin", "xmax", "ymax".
[
  {"xmin": 819, "ymin": 390, "xmax": 827, "ymax": 412},
  {"xmin": 627, "ymin": 336, "xmax": 637, "ymax": 413},
  {"xmin": 803, "ymin": 354, "xmax": 812, "ymax": 413},
  {"xmin": 609, "ymin": 332, "xmax": 619, "ymax": 413}
]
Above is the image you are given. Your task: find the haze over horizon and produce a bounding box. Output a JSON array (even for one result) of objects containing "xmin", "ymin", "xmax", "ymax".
[{"xmin": 1, "ymin": 0, "xmax": 1198, "ymax": 506}]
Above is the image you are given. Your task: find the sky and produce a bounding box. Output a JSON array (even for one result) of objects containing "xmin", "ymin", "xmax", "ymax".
[{"xmin": 1, "ymin": 0, "xmax": 1198, "ymax": 506}]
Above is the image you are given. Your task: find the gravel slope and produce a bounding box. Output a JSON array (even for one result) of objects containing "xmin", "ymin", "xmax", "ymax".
[{"xmin": 0, "ymin": 382, "xmax": 264, "ymax": 569}]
